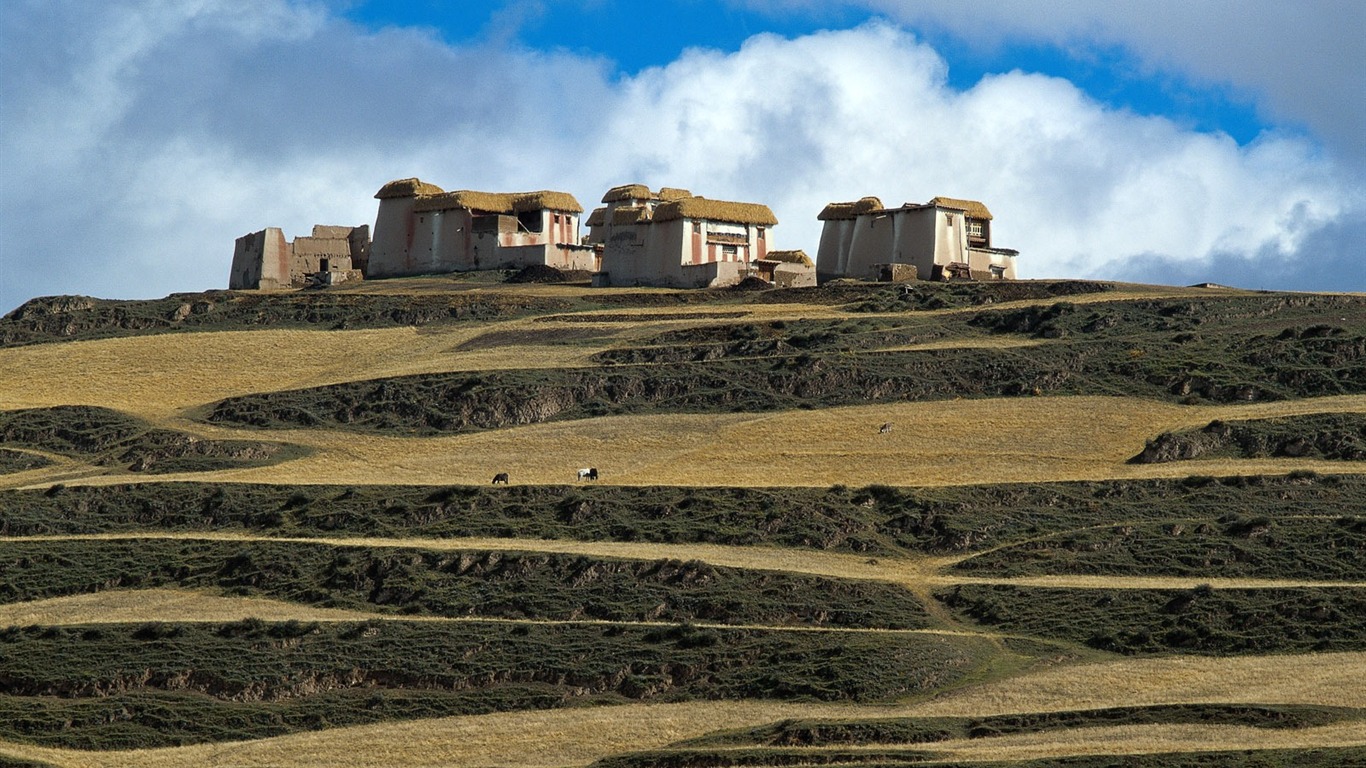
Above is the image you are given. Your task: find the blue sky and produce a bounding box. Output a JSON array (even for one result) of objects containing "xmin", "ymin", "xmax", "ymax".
[{"xmin": 1, "ymin": 0, "xmax": 1363, "ymax": 313}]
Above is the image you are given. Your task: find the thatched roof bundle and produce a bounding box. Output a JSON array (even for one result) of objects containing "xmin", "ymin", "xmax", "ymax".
[
  {"xmin": 611, "ymin": 206, "xmax": 652, "ymax": 225},
  {"xmin": 764, "ymin": 249, "xmax": 814, "ymax": 267},
  {"xmin": 930, "ymin": 196, "xmax": 992, "ymax": 220},
  {"xmin": 657, "ymin": 187, "xmax": 692, "ymax": 201},
  {"xmin": 653, "ymin": 197, "xmax": 778, "ymax": 226},
  {"xmin": 817, "ymin": 197, "xmax": 884, "ymax": 221},
  {"xmin": 375, "ymin": 178, "xmax": 445, "ymax": 199},
  {"xmin": 585, "ymin": 207, "xmax": 607, "ymax": 227},
  {"xmin": 414, "ymin": 191, "xmax": 505, "ymax": 213},
  {"xmin": 514, "ymin": 191, "xmax": 583, "ymax": 213},
  {"xmin": 414, "ymin": 190, "xmax": 583, "ymax": 214},
  {"xmin": 602, "ymin": 184, "xmax": 653, "ymax": 203}
]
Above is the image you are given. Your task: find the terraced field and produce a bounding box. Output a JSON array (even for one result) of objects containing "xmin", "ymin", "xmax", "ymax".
[{"xmin": 1, "ymin": 278, "xmax": 1365, "ymax": 767}]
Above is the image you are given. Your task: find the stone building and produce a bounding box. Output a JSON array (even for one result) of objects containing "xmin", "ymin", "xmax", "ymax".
[
  {"xmin": 229, "ymin": 225, "xmax": 369, "ymax": 290},
  {"xmin": 588, "ymin": 184, "xmax": 778, "ymax": 288},
  {"xmin": 367, "ymin": 178, "xmax": 594, "ymax": 278},
  {"xmin": 816, "ymin": 196, "xmax": 1017, "ymax": 282},
  {"xmin": 752, "ymin": 249, "xmax": 816, "ymax": 288}
]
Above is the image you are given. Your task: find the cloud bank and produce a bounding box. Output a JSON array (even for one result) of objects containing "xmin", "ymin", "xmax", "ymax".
[{"xmin": 1, "ymin": 1, "xmax": 1360, "ymax": 313}]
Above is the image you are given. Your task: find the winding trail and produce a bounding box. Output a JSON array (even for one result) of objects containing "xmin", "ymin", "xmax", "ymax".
[{"xmin": 5, "ymin": 531, "xmax": 1365, "ymax": 593}]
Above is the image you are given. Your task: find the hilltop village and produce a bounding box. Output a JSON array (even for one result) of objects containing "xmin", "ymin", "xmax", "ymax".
[{"xmin": 229, "ymin": 179, "xmax": 1018, "ymax": 291}]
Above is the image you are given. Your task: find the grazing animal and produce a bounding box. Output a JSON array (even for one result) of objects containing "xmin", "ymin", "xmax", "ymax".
[
  {"xmin": 879, "ymin": 422, "xmax": 893, "ymax": 434},
  {"xmin": 577, "ymin": 467, "xmax": 599, "ymax": 481},
  {"xmin": 491, "ymin": 472, "xmax": 509, "ymax": 485}
]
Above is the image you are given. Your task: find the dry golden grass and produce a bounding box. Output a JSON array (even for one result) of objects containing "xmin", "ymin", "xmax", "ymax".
[
  {"xmin": 0, "ymin": 326, "xmax": 603, "ymax": 422},
  {"xmin": 874, "ymin": 337, "xmax": 1046, "ymax": 353},
  {"xmin": 5, "ymin": 390, "xmax": 1365, "ymax": 493},
  {"xmin": 0, "ymin": 702, "xmax": 863, "ymax": 768},
  {"xmin": 0, "ymin": 589, "xmax": 382, "ymax": 626},
  {"xmin": 4, "ymin": 652, "xmax": 1365, "ymax": 768},
  {"xmin": 917, "ymin": 651, "xmax": 1366, "ymax": 715},
  {"xmin": 101, "ymin": 395, "xmax": 1366, "ymax": 489}
]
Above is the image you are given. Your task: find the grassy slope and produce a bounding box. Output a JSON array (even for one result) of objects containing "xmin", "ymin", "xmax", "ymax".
[{"xmin": 2, "ymin": 279, "xmax": 1366, "ymax": 767}]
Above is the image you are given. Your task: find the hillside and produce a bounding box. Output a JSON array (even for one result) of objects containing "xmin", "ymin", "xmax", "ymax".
[{"xmin": 1, "ymin": 277, "xmax": 1364, "ymax": 767}]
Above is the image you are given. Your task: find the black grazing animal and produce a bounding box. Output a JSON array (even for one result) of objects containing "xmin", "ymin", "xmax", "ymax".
[
  {"xmin": 491, "ymin": 472, "xmax": 509, "ymax": 484},
  {"xmin": 577, "ymin": 467, "xmax": 598, "ymax": 481}
]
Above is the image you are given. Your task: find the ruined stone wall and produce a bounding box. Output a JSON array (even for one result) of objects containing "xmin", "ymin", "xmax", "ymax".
[
  {"xmin": 229, "ymin": 225, "xmax": 370, "ymax": 290},
  {"xmin": 229, "ymin": 228, "xmax": 290, "ymax": 290},
  {"xmin": 290, "ymin": 235, "xmax": 354, "ymax": 285},
  {"xmin": 348, "ymin": 225, "xmax": 371, "ymax": 274}
]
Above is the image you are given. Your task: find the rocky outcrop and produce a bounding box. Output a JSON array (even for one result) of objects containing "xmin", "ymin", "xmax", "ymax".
[{"xmin": 1132, "ymin": 414, "xmax": 1366, "ymax": 464}]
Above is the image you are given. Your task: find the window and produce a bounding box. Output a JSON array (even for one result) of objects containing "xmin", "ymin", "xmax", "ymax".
[
  {"xmin": 757, "ymin": 227, "xmax": 765, "ymax": 240},
  {"xmin": 693, "ymin": 221, "xmax": 702, "ymax": 234},
  {"xmin": 517, "ymin": 210, "xmax": 544, "ymax": 233},
  {"xmin": 944, "ymin": 213, "xmax": 954, "ymax": 227},
  {"xmin": 967, "ymin": 220, "xmax": 984, "ymax": 238}
]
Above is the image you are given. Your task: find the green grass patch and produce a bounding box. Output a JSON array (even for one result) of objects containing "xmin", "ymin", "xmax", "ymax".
[
  {"xmin": 588, "ymin": 315, "xmax": 968, "ymax": 365},
  {"xmin": 839, "ymin": 279, "xmax": 1119, "ymax": 313},
  {"xmin": 0, "ymin": 291, "xmax": 577, "ymax": 347},
  {"xmin": 6, "ymin": 475, "xmax": 1366, "ymax": 557},
  {"xmin": 593, "ymin": 747, "xmax": 1366, "ymax": 768},
  {"xmin": 1134, "ymin": 413, "xmax": 1366, "ymax": 464},
  {"xmin": 0, "ymin": 758, "xmax": 59, "ymax": 768},
  {"xmin": 201, "ymin": 347, "xmax": 1082, "ymax": 433},
  {"xmin": 0, "ymin": 449, "xmax": 49, "ymax": 475},
  {"xmin": 0, "ymin": 620, "xmax": 987, "ymax": 748},
  {"xmin": 0, "ymin": 280, "xmax": 1122, "ymax": 349},
  {"xmin": 937, "ymin": 584, "xmax": 1366, "ymax": 654},
  {"xmin": 0, "ymin": 538, "xmax": 931, "ymax": 628},
  {"xmin": 681, "ymin": 704, "xmax": 1362, "ymax": 747},
  {"xmin": 0, "ymin": 405, "xmax": 306, "ymax": 473},
  {"xmin": 202, "ymin": 292, "xmax": 1366, "ymax": 434},
  {"xmin": 952, "ymin": 514, "xmax": 1366, "ymax": 581}
]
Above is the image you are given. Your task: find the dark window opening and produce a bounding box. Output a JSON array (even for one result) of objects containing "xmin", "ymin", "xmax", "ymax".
[{"xmin": 517, "ymin": 210, "xmax": 544, "ymax": 233}]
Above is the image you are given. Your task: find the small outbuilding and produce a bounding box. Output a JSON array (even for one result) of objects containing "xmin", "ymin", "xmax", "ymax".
[
  {"xmin": 230, "ymin": 225, "xmax": 369, "ymax": 290},
  {"xmin": 752, "ymin": 249, "xmax": 816, "ymax": 288}
]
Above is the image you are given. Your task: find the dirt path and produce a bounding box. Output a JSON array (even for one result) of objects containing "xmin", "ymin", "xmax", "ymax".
[
  {"xmin": 6, "ymin": 532, "xmax": 1365, "ymax": 593},
  {"xmin": 3, "ymin": 650, "xmax": 1365, "ymax": 768}
]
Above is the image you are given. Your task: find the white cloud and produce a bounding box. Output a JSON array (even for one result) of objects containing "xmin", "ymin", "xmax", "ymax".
[
  {"xmin": 746, "ymin": 0, "xmax": 1366, "ymax": 164},
  {"xmin": 576, "ymin": 24, "xmax": 1354, "ymax": 281},
  {"xmin": 1, "ymin": 4, "xmax": 1360, "ymax": 313}
]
